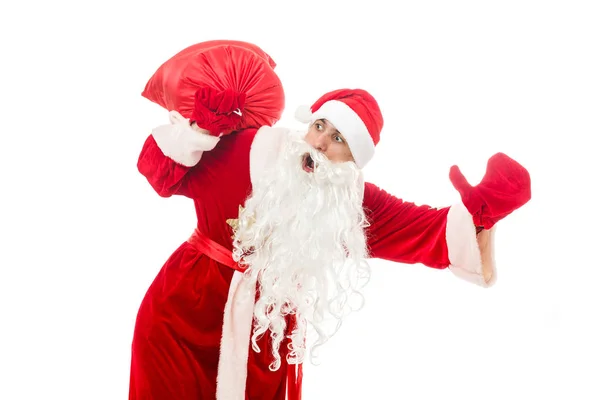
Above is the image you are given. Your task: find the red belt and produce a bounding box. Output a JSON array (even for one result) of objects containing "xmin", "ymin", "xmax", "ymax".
[
  {"xmin": 187, "ymin": 228, "xmax": 303, "ymax": 400},
  {"xmin": 187, "ymin": 228, "xmax": 245, "ymax": 272}
]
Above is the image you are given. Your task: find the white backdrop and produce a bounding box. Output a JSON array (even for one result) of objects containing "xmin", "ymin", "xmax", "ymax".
[{"xmin": 1, "ymin": 0, "xmax": 599, "ymax": 399}]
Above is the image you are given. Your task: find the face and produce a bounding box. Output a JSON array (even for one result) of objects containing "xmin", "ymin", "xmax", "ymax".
[{"xmin": 302, "ymin": 119, "xmax": 355, "ymax": 172}]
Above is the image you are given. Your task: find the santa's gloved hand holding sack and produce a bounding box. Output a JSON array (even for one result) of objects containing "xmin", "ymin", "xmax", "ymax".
[{"xmin": 191, "ymin": 86, "xmax": 247, "ymax": 136}]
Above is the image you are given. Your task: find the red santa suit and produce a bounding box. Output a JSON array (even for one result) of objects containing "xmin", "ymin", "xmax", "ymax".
[
  {"xmin": 131, "ymin": 131, "xmax": 501, "ymax": 400},
  {"xmin": 129, "ymin": 89, "xmax": 530, "ymax": 400}
]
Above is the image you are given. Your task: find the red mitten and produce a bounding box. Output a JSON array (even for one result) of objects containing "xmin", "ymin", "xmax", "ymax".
[
  {"xmin": 449, "ymin": 152, "xmax": 531, "ymax": 229},
  {"xmin": 191, "ymin": 86, "xmax": 246, "ymax": 136}
]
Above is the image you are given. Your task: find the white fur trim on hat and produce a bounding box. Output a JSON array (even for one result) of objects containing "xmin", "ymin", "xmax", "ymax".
[{"xmin": 295, "ymin": 100, "xmax": 375, "ymax": 168}]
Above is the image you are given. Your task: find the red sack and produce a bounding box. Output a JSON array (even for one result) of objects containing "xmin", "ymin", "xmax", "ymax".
[{"xmin": 142, "ymin": 40, "xmax": 285, "ymax": 133}]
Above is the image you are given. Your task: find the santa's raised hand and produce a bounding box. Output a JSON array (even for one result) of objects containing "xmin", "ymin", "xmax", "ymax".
[
  {"xmin": 449, "ymin": 152, "xmax": 532, "ymax": 230},
  {"xmin": 191, "ymin": 86, "xmax": 246, "ymax": 136}
]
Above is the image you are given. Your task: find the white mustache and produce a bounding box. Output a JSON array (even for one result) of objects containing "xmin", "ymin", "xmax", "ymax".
[{"xmin": 286, "ymin": 135, "xmax": 361, "ymax": 186}]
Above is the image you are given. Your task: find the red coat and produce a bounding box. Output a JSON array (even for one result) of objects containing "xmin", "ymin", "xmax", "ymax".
[{"xmin": 129, "ymin": 123, "xmax": 495, "ymax": 400}]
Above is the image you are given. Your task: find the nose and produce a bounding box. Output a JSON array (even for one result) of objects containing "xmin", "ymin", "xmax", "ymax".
[{"xmin": 313, "ymin": 132, "xmax": 330, "ymax": 152}]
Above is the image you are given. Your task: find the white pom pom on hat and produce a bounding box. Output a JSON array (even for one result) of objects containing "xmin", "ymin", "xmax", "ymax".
[{"xmin": 294, "ymin": 104, "xmax": 314, "ymax": 124}]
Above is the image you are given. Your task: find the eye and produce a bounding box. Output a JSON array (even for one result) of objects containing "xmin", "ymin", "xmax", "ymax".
[
  {"xmin": 334, "ymin": 134, "xmax": 344, "ymax": 143},
  {"xmin": 315, "ymin": 122, "xmax": 323, "ymax": 130}
]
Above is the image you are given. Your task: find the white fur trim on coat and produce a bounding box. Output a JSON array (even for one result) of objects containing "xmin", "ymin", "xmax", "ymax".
[
  {"xmin": 216, "ymin": 271, "xmax": 257, "ymax": 400},
  {"xmin": 249, "ymin": 125, "xmax": 290, "ymax": 184},
  {"xmin": 446, "ymin": 202, "xmax": 497, "ymax": 287},
  {"xmin": 216, "ymin": 127, "xmax": 291, "ymax": 399},
  {"xmin": 152, "ymin": 111, "xmax": 220, "ymax": 167}
]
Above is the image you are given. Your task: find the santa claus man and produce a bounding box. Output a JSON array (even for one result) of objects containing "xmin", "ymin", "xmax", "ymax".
[{"xmin": 130, "ymin": 87, "xmax": 531, "ymax": 400}]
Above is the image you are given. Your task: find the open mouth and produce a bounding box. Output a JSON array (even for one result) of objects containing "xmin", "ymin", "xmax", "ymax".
[{"xmin": 302, "ymin": 153, "xmax": 315, "ymax": 173}]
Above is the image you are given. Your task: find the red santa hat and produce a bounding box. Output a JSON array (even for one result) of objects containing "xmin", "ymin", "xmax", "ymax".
[{"xmin": 295, "ymin": 88, "xmax": 384, "ymax": 168}]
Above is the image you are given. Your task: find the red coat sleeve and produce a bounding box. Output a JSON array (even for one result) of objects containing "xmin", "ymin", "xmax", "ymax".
[
  {"xmin": 363, "ymin": 182, "xmax": 451, "ymax": 269},
  {"xmin": 136, "ymin": 119, "xmax": 255, "ymax": 199},
  {"xmin": 137, "ymin": 134, "xmax": 197, "ymax": 198},
  {"xmin": 363, "ymin": 182, "xmax": 498, "ymax": 287}
]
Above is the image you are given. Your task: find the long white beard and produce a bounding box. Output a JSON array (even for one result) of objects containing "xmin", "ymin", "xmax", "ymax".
[{"xmin": 232, "ymin": 132, "xmax": 371, "ymax": 371}]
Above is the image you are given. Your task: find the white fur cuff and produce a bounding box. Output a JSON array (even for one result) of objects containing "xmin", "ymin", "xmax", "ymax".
[
  {"xmin": 446, "ymin": 203, "xmax": 497, "ymax": 287},
  {"xmin": 151, "ymin": 111, "xmax": 220, "ymax": 167}
]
